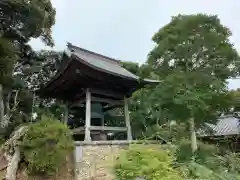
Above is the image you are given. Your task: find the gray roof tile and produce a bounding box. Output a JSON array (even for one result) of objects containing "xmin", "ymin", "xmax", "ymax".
[
  {"xmin": 67, "ymin": 43, "xmax": 160, "ymax": 83},
  {"xmin": 72, "ymin": 50, "xmax": 140, "ymax": 80},
  {"xmin": 199, "ymin": 115, "xmax": 240, "ymax": 137}
]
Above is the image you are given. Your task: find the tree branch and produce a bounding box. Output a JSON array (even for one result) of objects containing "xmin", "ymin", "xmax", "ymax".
[
  {"xmin": 6, "ymin": 91, "xmax": 11, "ymax": 116},
  {"xmin": 0, "ymin": 84, "xmax": 5, "ymax": 127}
]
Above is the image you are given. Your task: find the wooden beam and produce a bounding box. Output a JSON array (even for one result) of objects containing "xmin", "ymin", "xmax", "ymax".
[
  {"xmin": 72, "ymin": 127, "xmax": 85, "ymax": 133},
  {"xmin": 72, "ymin": 126, "xmax": 127, "ymax": 134},
  {"xmin": 73, "ymin": 91, "xmax": 85, "ymax": 100},
  {"xmin": 84, "ymin": 88, "xmax": 91, "ymax": 141},
  {"xmin": 69, "ymin": 98, "xmax": 86, "ymax": 108},
  {"xmin": 90, "ymin": 88, "xmax": 124, "ymax": 99},
  {"xmin": 124, "ymin": 97, "xmax": 132, "ymax": 140},
  {"xmin": 90, "ymin": 126, "xmax": 127, "ymax": 132},
  {"xmin": 70, "ymin": 96, "xmax": 123, "ymax": 107},
  {"xmin": 91, "ymin": 97, "xmax": 123, "ymax": 105},
  {"xmin": 103, "ymin": 104, "xmax": 123, "ymax": 112},
  {"xmin": 73, "ymin": 128, "xmax": 109, "ymax": 135}
]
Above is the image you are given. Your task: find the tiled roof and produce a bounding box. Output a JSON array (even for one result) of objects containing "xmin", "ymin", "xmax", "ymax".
[
  {"xmin": 67, "ymin": 43, "xmax": 160, "ymax": 83},
  {"xmin": 199, "ymin": 115, "xmax": 240, "ymax": 137},
  {"xmin": 67, "ymin": 43, "xmax": 120, "ymax": 64}
]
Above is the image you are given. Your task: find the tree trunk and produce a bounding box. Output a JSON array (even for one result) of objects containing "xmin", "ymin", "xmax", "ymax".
[
  {"xmin": 4, "ymin": 126, "xmax": 28, "ymax": 180},
  {"xmin": 13, "ymin": 91, "xmax": 18, "ymax": 107},
  {"xmin": 189, "ymin": 118, "xmax": 198, "ymax": 154},
  {"xmin": 6, "ymin": 91, "xmax": 11, "ymax": 116},
  {"xmin": 5, "ymin": 147, "xmax": 20, "ymax": 180},
  {"xmin": 0, "ymin": 84, "xmax": 5, "ymax": 127}
]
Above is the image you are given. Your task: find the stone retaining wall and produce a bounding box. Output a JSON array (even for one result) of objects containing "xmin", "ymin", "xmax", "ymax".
[{"xmin": 74, "ymin": 140, "xmax": 158, "ymax": 180}]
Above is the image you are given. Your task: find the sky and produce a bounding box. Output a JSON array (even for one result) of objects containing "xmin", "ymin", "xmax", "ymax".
[{"xmin": 29, "ymin": 0, "xmax": 240, "ymax": 89}]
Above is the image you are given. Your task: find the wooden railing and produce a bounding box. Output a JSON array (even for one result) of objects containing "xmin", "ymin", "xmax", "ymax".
[{"xmin": 72, "ymin": 126, "xmax": 127, "ymax": 134}]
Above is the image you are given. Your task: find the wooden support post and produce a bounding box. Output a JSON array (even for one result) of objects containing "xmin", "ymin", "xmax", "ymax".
[
  {"xmin": 124, "ymin": 97, "xmax": 132, "ymax": 141},
  {"xmin": 84, "ymin": 88, "xmax": 91, "ymax": 141},
  {"xmin": 64, "ymin": 103, "xmax": 68, "ymax": 124},
  {"xmin": 101, "ymin": 117, "xmax": 104, "ymax": 127}
]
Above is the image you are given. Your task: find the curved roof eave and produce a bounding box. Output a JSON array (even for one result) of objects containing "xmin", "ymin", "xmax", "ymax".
[
  {"xmin": 70, "ymin": 51, "xmax": 140, "ymax": 81},
  {"xmin": 37, "ymin": 47, "xmax": 161, "ymax": 94},
  {"xmin": 66, "ymin": 47, "xmax": 161, "ymax": 84}
]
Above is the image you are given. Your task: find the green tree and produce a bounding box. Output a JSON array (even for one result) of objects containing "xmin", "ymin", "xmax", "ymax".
[
  {"xmin": 121, "ymin": 62, "xmax": 162, "ymax": 139},
  {"xmin": 0, "ymin": 0, "xmax": 56, "ymax": 132},
  {"xmin": 0, "ymin": 0, "xmax": 55, "ymax": 46},
  {"xmin": 31, "ymin": 51, "xmax": 65, "ymax": 122},
  {"xmin": 147, "ymin": 14, "xmax": 239, "ymax": 153},
  {"xmin": 148, "ymin": 14, "xmax": 240, "ymax": 79},
  {"xmin": 122, "ymin": 61, "xmax": 153, "ymax": 78},
  {"xmin": 228, "ymin": 89, "xmax": 240, "ymax": 113}
]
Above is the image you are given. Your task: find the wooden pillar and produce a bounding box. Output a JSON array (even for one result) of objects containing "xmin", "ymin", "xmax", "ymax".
[
  {"xmin": 84, "ymin": 88, "xmax": 91, "ymax": 141},
  {"xmin": 64, "ymin": 104, "xmax": 68, "ymax": 124},
  {"xmin": 124, "ymin": 97, "xmax": 132, "ymax": 140},
  {"xmin": 101, "ymin": 117, "xmax": 104, "ymax": 127}
]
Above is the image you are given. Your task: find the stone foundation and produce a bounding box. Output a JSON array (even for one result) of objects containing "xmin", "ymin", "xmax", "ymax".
[{"xmin": 74, "ymin": 140, "xmax": 158, "ymax": 180}]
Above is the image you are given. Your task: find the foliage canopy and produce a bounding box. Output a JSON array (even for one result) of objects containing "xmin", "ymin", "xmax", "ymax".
[
  {"xmin": 148, "ymin": 14, "xmax": 240, "ymax": 80},
  {"xmin": 0, "ymin": 0, "xmax": 56, "ymax": 136}
]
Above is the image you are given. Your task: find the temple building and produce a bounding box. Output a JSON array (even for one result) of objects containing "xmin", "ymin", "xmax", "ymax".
[{"xmin": 38, "ymin": 43, "xmax": 158, "ymax": 141}]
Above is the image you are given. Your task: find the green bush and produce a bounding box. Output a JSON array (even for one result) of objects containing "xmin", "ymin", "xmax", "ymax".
[
  {"xmin": 179, "ymin": 161, "xmax": 240, "ymax": 180},
  {"xmin": 114, "ymin": 144, "xmax": 183, "ymax": 180},
  {"xmin": 179, "ymin": 162, "xmax": 221, "ymax": 180},
  {"xmin": 204, "ymin": 152, "xmax": 240, "ymax": 174},
  {"xmin": 176, "ymin": 140, "xmax": 218, "ymax": 164},
  {"xmin": 175, "ymin": 140, "xmax": 240, "ymax": 179},
  {"xmin": 21, "ymin": 115, "xmax": 74, "ymax": 175}
]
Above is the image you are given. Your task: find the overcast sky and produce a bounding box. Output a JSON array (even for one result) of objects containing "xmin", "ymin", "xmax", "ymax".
[{"xmin": 29, "ymin": 0, "xmax": 240, "ymax": 89}]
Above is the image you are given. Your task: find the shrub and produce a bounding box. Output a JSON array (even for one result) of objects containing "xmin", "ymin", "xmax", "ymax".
[
  {"xmin": 175, "ymin": 140, "xmax": 240, "ymax": 179},
  {"xmin": 204, "ymin": 152, "xmax": 240, "ymax": 174},
  {"xmin": 179, "ymin": 161, "xmax": 240, "ymax": 180},
  {"xmin": 179, "ymin": 162, "xmax": 220, "ymax": 180},
  {"xmin": 21, "ymin": 115, "xmax": 74, "ymax": 175},
  {"xmin": 176, "ymin": 140, "xmax": 218, "ymax": 164},
  {"xmin": 114, "ymin": 144, "xmax": 183, "ymax": 180}
]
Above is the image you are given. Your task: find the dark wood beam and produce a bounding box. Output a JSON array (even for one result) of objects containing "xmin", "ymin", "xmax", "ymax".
[
  {"xmin": 72, "ymin": 126, "xmax": 127, "ymax": 134},
  {"xmin": 71, "ymin": 90, "xmax": 85, "ymax": 101},
  {"xmin": 67, "ymin": 93, "xmax": 124, "ymax": 108},
  {"xmin": 91, "ymin": 97, "xmax": 123, "ymax": 105},
  {"xmin": 90, "ymin": 88, "xmax": 124, "ymax": 99},
  {"xmin": 103, "ymin": 104, "xmax": 123, "ymax": 112},
  {"xmin": 69, "ymin": 97, "xmax": 86, "ymax": 108}
]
